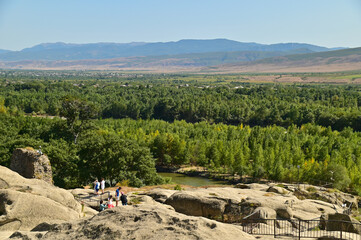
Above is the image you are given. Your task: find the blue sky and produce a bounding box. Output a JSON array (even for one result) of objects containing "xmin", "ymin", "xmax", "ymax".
[{"xmin": 0, "ymin": 0, "xmax": 360, "ymax": 50}]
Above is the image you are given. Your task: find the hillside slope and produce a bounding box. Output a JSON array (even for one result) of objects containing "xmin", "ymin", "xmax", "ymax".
[{"xmin": 204, "ymin": 47, "xmax": 361, "ymax": 73}]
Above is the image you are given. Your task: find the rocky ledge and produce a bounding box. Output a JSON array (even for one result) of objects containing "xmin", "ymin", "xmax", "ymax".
[
  {"xmin": 0, "ymin": 166, "xmax": 96, "ymax": 233},
  {"xmin": 1, "ymin": 165, "xmax": 361, "ymax": 240}
]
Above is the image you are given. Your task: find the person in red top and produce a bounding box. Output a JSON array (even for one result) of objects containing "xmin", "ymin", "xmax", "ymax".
[{"xmin": 107, "ymin": 195, "xmax": 114, "ymax": 208}]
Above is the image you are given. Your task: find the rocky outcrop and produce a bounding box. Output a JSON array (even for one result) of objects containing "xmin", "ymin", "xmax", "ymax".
[
  {"xmin": 147, "ymin": 185, "xmax": 345, "ymax": 222},
  {"xmin": 10, "ymin": 148, "xmax": 53, "ymax": 184},
  {"xmin": 2, "ymin": 170, "xmax": 359, "ymax": 240},
  {"xmin": 165, "ymin": 192, "xmax": 226, "ymax": 220},
  {"xmin": 292, "ymin": 185, "xmax": 358, "ymax": 211},
  {"xmin": 0, "ymin": 166, "xmax": 91, "ymax": 231},
  {"xmin": 0, "ymin": 189, "xmax": 80, "ymax": 231},
  {"xmin": 10, "ymin": 204, "xmax": 255, "ymax": 240}
]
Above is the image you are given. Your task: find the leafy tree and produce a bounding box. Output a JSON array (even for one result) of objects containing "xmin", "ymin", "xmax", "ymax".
[
  {"xmin": 78, "ymin": 132, "xmax": 164, "ymax": 187},
  {"xmin": 60, "ymin": 97, "xmax": 98, "ymax": 143}
]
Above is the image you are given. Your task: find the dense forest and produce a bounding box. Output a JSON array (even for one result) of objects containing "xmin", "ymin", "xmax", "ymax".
[
  {"xmin": 0, "ymin": 71, "xmax": 360, "ymax": 194},
  {"xmin": 1, "ymin": 72, "xmax": 361, "ymax": 131}
]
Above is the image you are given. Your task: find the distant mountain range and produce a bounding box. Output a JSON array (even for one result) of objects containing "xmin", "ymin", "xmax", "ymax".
[
  {"xmin": 0, "ymin": 39, "xmax": 345, "ymax": 61},
  {"xmin": 1, "ymin": 39, "xmax": 359, "ymax": 73}
]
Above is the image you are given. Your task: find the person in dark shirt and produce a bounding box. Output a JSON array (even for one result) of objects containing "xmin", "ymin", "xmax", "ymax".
[{"xmin": 121, "ymin": 192, "xmax": 128, "ymax": 206}]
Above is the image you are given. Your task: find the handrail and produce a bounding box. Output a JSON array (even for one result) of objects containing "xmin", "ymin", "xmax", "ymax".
[{"xmin": 240, "ymin": 218, "xmax": 361, "ymax": 240}]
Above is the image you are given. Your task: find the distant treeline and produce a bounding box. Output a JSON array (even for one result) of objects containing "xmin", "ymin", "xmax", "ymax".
[{"xmin": 1, "ymin": 79, "xmax": 361, "ymax": 131}]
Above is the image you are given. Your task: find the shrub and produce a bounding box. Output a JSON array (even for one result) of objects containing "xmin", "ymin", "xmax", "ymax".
[{"xmin": 306, "ymin": 186, "xmax": 317, "ymax": 193}]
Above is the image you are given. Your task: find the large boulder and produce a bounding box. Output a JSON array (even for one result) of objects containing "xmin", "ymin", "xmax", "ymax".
[
  {"xmin": 275, "ymin": 206, "xmax": 293, "ymax": 219},
  {"xmin": 243, "ymin": 207, "xmax": 277, "ymax": 223},
  {"xmin": 0, "ymin": 166, "xmax": 85, "ymax": 231},
  {"xmin": 10, "ymin": 148, "xmax": 53, "ymax": 184},
  {"xmin": 267, "ymin": 186, "xmax": 290, "ymax": 195},
  {"xmin": 24, "ymin": 204, "xmax": 256, "ymax": 240},
  {"xmin": 144, "ymin": 189, "xmax": 176, "ymax": 203},
  {"xmin": 0, "ymin": 189, "xmax": 80, "ymax": 231},
  {"xmin": 165, "ymin": 192, "xmax": 226, "ymax": 220},
  {"xmin": 326, "ymin": 213, "xmax": 361, "ymax": 234},
  {"xmin": 163, "ymin": 191, "xmax": 263, "ymax": 223}
]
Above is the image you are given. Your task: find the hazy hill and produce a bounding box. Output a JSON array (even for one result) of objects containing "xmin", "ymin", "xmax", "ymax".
[
  {"xmin": 0, "ymin": 39, "xmax": 340, "ymax": 61},
  {"xmin": 0, "ymin": 49, "xmax": 11, "ymax": 54},
  {"xmin": 205, "ymin": 47, "xmax": 361, "ymax": 73},
  {"xmin": 0, "ymin": 49, "xmax": 318, "ymax": 70}
]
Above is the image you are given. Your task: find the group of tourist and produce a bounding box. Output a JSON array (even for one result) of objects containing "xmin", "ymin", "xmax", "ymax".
[
  {"xmin": 94, "ymin": 179, "xmax": 128, "ymax": 211},
  {"xmin": 93, "ymin": 178, "xmax": 106, "ymax": 195}
]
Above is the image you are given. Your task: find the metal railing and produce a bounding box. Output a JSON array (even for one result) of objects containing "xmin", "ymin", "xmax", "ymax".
[{"xmin": 240, "ymin": 218, "xmax": 361, "ymax": 240}]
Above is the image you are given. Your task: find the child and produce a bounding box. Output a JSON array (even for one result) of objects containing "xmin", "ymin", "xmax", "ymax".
[
  {"xmin": 107, "ymin": 195, "xmax": 114, "ymax": 208},
  {"xmin": 121, "ymin": 192, "xmax": 128, "ymax": 206},
  {"xmin": 99, "ymin": 200, "xmax": 107, "ymax": 211}
]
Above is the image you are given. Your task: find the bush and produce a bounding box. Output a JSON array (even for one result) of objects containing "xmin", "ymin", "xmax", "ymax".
[{"xmin": 306, "ymin": 186, "xmax": 317, "ymax": 193}]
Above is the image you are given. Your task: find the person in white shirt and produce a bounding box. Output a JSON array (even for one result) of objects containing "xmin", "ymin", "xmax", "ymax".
[{"xmin": 101, "ymin": 178, "xmax": 105, "ymax": 194}]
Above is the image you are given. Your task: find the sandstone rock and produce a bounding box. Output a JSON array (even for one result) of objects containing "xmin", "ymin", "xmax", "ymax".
[
  {"xmin": 143, "ymin": 188, "xmax": 176, "ymax": 203},
  {"xmin": 38, "ymin": 204, "xmax": 256, "ymax": 240},
  {"xmin": 222, "ymin": 199, "xmax": 245, "ymax": 223},
  {"xmin": 335, "ymin": 192, "xmax": 358, "ymax": 211},
  {"xmin": 243, "ymin": 207, "xmax": 277, "ymax": 223},
  {"xmin": 31, "ymin": 221, "xmax": 63, "ymax": 231},
  {"xmin": 0, "ymin": 166, "xmax": 85, "ymax": 231},
  {"xmin": 0, "ymin": 166, "xmax": 81, "ymax": 213},
  {"xmin": 326, "ymin": 213, "xmax": 361, "ymax": 234},
  {"xmin": 248, "ymin": 183, "xmax": 269, "ymax": 191},
  {"xmin": 239, "ymin": 198, "xmax": 262, "ymax": 217},
  {"xmin": 294, "ymin": 186, "xmax": 358, "ymax": 211},
  {"xmin": 165, "ymin": 192, "xmax": 226, "ymax": 220},
  {"xmin": 129, "ymin": 194, "xmax": 175, "ymax": 212},
  {"xmin": 69, "ymin": 188, "xmax": 94, "ymax": 197},
  {"xmin": 9, "ymin": 231, "xmax": 44, "ymax": 239},
  {"xmin": 320, "ymin": 213, "xmax": 328, "ymax": 230},
  {"xmin": 146, "ymin": 186, "xmax": 342, "ymax": 223},
  {"xmin": 275, "ymin": 206, "xmax": 293, "ymax": 219},
  {"xmin": 294, "ymin": 188, "xmax": 310, "ymax": 200},
  {"xmin": 10, "ymin": 148, "xmax": 53, "ymax": 184},
  {"xmin": 292, "ymin": 199, "xmax": 338, "ymax": 220},
  {"xmin": 267, "ymin": 186, "xmax": 290, "ymax": 195},
  {"xmin": 235, "ymin": 183, "xmax": 250, "ymax": 189},
  {"xmin": 0, "ymin": 189, "xmax": 79, "ymax": 231}
]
